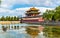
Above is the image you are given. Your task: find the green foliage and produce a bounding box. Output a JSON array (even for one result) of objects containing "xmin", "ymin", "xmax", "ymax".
[
  {"xmin": 0, "ymin": 16, "xmax": 19, "ymax": 21},
  {"xmin": 43, "ymin": 6, "xmax": 60, "ymax": 21},
  {"xmin": 0, "ymin": 0, "xmax": 1, "ymax": 4},
  {"xmin": 43, "ymin": 10, "xmax": 55, "ymax": 20},
  {"xmin": 0, "ymin": 16, "xmax": 5, "ymax": 21}
]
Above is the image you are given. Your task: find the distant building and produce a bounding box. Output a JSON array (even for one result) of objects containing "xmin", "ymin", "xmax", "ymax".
[{"xmin": 20, "ymin": 7, "xmax": 44, "ymax": 23}]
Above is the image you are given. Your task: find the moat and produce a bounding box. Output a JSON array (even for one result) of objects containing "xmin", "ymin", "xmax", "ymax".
[{"xmin": 0, "ymin": 23, "xmax": 60, "ymax": 38}]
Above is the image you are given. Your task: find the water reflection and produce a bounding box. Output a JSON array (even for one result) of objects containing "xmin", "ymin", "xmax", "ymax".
[
  {"xmin": 0, "ymin": 23, "xmax": 60, "ymax": 38},
  {"xmin": 44, "ymin": 25, "xmax": 60, "ymax": 38}
]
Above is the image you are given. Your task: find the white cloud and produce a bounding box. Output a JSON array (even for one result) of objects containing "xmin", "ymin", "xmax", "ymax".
[
  {"xmin": 1, "ymin": 0, "xmax": 16, "ymax": 9},
  {"xmin": 15, "ymin": 0, "xmax": 29, "ymax": 4},
  {"xmin": 1, "ymin": 0, "xmax": 30, "ymax": 9},
  {"xmin": 1, "ymin": 0, "xmax": 59, "ymax": 9},
  {"xmin": 0, "ymin": 7, "xmax": 54, "ymax": 16},
  {"xmin": 0, "ymin": 0, "xmax": 57, "ymax": 16},
  {"xmin": 44, "ymin": 1, "xmax": 51, "ymax": 6}
]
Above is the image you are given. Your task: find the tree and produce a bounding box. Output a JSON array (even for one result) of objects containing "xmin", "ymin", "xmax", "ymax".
[
  {"xmin": 54, "ymin": 6, "xmax": 60, "ymax": 21},
  {"xmin": 43, "ymin": 10, "xmax": 55, "ymax": 21},
  {"xmin": 16, "ymin": 17, "xmax": 19, "ymax": 21},
  {"xmin": 43, "ymin": 6, "xmax": 60, "ymax": 21},
  {"xmin": 0, "ymin": 16, "xmax": 5, "ymax": 21},
  {"xmin": 5, "ymin": 16, "xmax": 9, "ymax": 21},
  {"xmin": 10, "ymin": 16, "xmax": 14, "ymax": 21},
  {"xmin": 14, "ymin": 16, "xmax": 17, "ymax": 21},
  {"xmin": 8, "ymin": 16, "xmax": 11, "ymax": 21},
  {"xmin": 0, "ymin": 0, "xmax": 1, "ymax": 5},
  {"xmin": 0, "ymin": 16, "xmax": 19, "ymax": 21}
]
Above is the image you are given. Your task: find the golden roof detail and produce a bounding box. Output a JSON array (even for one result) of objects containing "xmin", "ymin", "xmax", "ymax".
[
  {"xmin": 27, "ymin": 7, "xmax": 39, "ymax": 12},
  {"xmin": 30, "ymin": 7, "xmax": 38, "ymax": 10}
]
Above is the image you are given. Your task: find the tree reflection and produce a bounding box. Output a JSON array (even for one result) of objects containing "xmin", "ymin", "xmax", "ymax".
[
  {"xmin": 44, "ymin": 25, "xmax": 60, "ymax": 38},
  {"xmin": 2, "ymin": 26, "xmax": 7, "ymax": 32}
]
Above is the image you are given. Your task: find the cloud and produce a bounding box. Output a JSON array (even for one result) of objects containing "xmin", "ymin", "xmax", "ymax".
[
  {"xmin": 1, "ymin": 0, "xmax": 17, "ymax": 9},
  {"xmin": 0, "ymin": 0, "xmax": 59, "ymax": 16},
  {"xmin": 0, "ymin": 7, "xmax": 54, "ymax": 16},
  {"xmin": 1, "ymin": 0, "xmax": 60, "ymax": 9}
]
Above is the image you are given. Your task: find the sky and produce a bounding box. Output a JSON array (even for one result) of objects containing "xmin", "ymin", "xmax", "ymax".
[{"xmin": 0, "ymin": 0, "xmax": 60, "ymax": 17}]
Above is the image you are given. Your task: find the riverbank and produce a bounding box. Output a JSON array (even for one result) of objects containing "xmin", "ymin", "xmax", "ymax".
[
  {"xmin": 22, "ymin": 21, "xmax": 60, "ymax": 25},
  {"xmin": 0, "ymin": 21, "xmax": 20, "ymax": 24}
]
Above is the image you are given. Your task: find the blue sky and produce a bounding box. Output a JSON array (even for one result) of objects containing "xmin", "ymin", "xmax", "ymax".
[{"xmin": 0, "ymin": 0, "xmax": 60, "ymax": 16}]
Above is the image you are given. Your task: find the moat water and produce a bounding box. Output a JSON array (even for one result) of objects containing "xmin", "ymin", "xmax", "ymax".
[{"xmin": 0, "ymin": 23, "xmax": 60, "ymax": 38}]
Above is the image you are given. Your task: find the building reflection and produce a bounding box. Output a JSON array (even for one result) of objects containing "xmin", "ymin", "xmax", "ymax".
[{"xmin": 0, "ymin": 24, "xmax": 60, "ymax": 38}]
